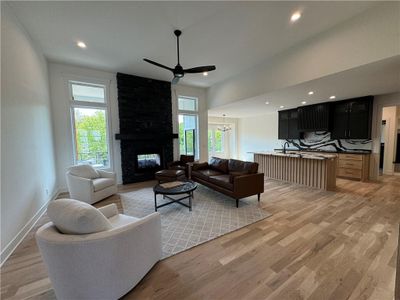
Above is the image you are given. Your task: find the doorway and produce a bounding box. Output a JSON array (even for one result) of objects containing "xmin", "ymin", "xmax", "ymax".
[{"xmin": 380, "ymin": 105, "xmax": 400, "ymax": 175}]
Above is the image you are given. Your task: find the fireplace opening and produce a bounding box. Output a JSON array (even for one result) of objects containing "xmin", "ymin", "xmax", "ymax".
[{"xmin": 137, "ymin": 153, "xmax": 161, "ymax": 169}]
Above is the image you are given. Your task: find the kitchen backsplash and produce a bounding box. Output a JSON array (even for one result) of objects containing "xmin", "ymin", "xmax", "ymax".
[{"xmin": 285, "ymin": 132, "xmax": 372, "ymax": 152}]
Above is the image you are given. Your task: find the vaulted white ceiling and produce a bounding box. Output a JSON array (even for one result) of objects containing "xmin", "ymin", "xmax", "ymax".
[
  {"xmin": 208, "ymin": 56, "xmax": 400, "ymax": 117},
  {"xmin": 7, "ymin": 1, "xmax": 377, "ymax": 87}
]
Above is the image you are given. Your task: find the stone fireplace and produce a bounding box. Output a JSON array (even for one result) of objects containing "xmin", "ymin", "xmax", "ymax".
[{"xmin": 115, "ymin": 73, "xmax": 177, "ymax": 184}]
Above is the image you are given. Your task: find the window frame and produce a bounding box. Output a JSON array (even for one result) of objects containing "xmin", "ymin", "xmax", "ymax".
[
  {"xmin": 68, "ymin": 79, "xmax": 113, "ymax": 170},
  {"xmin": 177, "ymin": 96, "xmax": 199, "ymax": 160}
]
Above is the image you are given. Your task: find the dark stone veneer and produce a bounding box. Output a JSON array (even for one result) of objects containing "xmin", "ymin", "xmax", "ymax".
[{"xmin": 116, "ymin": 73, "xmax": 174, "ymax": 184}]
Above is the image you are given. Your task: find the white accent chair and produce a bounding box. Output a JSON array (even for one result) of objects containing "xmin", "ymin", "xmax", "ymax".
[
  {"xmin": 66, "ymin": 165, "xmax": 118, "ymax": 204},
  {"xmin": 36, "ymin": 199, "xmax": 162, "ymax": 300}
]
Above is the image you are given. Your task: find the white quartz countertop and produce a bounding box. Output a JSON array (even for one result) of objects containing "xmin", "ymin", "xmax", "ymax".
[{"xmin": 250, "ymin": 151, "xmax": 338, "ymax": 160}]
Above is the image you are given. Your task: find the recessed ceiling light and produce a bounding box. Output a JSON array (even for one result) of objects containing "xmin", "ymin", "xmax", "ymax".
[
  {"xmin": 301, "ymin": 101, "xmax": 307, "ymax": 105},
  {"xmin": 265, "ymin": 101, "xmax": 270, "ymax": 105},
  {"xmin": 290, "ymin": 12, "xmax": 301, "ymax": 22},
  {"xmin": 330, "ymin": 95, "xmax": 336, "ymax": 99},
  {"xmin": 203, "ymin": 71, "xmax": 208, "ymax": 76},
  {"xmin": 308, "ymin": 91, "xmax": 314, "ymax": 95},
  {"xmin": 280, "ymin": 105, "xmax": 285, "ymax": 109},
  {"xmin": 77, "ymin": 41, "xmax": 87, "ymax": 49}
]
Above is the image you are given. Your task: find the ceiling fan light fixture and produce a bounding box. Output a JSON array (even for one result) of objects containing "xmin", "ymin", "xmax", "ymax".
[{"xmin": 143, "ymin": 30, "xmax": 216, "ymax": 85}]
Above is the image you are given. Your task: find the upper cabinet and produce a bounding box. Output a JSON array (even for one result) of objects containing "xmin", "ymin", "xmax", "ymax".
[
  {"xmin": 277, "ymin": 96, "xmax": 373, "ymax": 140},
  {"xmin": 278, "ymin": 109, "xmax": 300, "ymax": 139},
  {"xmin": 298, "ymin": 103, "xmax": 330, "ymax": 132},
  {"xmin": 331, "ymin": 96, "xmax": 373, "ymax": 139}
]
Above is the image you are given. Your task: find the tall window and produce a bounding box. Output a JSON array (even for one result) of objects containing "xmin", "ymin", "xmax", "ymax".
[
  {"xmin": 69, "ymin": 81, "xmax": 111, "ymax": 168},
  {"xmin": 178, "ymin": 96, "xmax": 199, "ymax": 160},
  {"xmin": 208, "ymin": 126, "xmax": 225, "ymax": 158}
]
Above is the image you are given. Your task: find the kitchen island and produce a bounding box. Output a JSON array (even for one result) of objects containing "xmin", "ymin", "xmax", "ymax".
[{"xmin": 253, "ymin": 152, "xmax": 337, "ymax": 191}]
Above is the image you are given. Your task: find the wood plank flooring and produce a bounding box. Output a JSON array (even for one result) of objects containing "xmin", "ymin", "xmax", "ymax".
[{"xmin": 1, "ymin": 176, "xmax": 399, "ymax": 300}]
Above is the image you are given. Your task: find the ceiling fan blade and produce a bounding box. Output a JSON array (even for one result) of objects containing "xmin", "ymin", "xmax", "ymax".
[
  {"xmin": 143, "ymin": 58, "xmax": 173, "ymax": 71},
  {"xmin": 183, "ymin": 65, "xmax": 216, "ymax": 73},
  {"xmin": 171, "ymin": 76, "xmax": 180, "ymax": 85}
]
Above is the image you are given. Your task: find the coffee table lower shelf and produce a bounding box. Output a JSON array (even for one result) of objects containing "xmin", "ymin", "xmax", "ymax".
[{"xmin": 153, "ymin": 180, "xmax": 197, "ymax": 212}]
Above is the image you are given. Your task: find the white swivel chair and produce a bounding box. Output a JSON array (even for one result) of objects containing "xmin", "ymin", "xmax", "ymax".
[
  {"xmin": 66, "ymin": 164, "xmax": 117, "ymax": 204},
  {"xmin": 36, "ymin": 199, "xmax": 161, "ymax": 300}
]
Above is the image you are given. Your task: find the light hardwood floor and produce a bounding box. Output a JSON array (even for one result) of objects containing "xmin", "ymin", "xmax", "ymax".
[{"xmin": 1, "ymin": 176, "xmax": 399, "ymax": 300}]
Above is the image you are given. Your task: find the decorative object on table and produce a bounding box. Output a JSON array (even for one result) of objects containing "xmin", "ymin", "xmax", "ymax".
[
  {"xmin": 65, "ymin": 164, "xmax": 117, "ymax": 204},
  {"xmin": 153, "ymin": 180, "xmax": 197, "ymax": 212},
  {"xmin": 143, "ymin": 29, "xmax": 216, "ymax": 85},
  {"xmin": 36, "ymin": 199, "xmax": 161, "ymax": 300},
  {"xmin": 155, "ymin": 169, "xmax": 186, "ymax": 183},
  {"xmin": 159, "ymin": 181, "xmax": 186, "ymax": 189},
  {"xmin": 121, "ymin": 184, "xmax": 271, "ymax": 259},
  {"xmin": 191, "ymin": 157, "xmax": 264, "ymax": 207}
]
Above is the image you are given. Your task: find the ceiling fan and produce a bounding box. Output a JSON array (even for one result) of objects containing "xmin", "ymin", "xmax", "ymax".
[{"xmin": 143, "ymin": 30, "xmax": 216, "ymax": 85}]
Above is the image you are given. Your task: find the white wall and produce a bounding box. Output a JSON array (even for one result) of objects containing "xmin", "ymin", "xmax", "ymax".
[
  {"xmin": 48, "ymin": 63, "xmax": 119, "ymax": 189},
  {"xmin": 208, "ymin": 3, "xmax": 400, "ymax": 109},
  {"xmin": 237, "ymin": 113, "xmax": 281, "ymax": 161},
  {"xmin": 172, "ymin": 84, "xmax": 208, "ymax": 162},
  {"xmin": 1, "ymin": 4, "xmax": 57, "ymax": 263}
]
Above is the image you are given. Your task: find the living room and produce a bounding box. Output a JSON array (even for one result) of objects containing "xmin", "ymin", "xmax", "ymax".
[{"xmin": 2, "ymin": 1, "xmax": 400, "ymax": 300}]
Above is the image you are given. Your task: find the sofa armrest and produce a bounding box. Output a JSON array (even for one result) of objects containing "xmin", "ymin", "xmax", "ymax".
[
  {"xmin": 233, "ymin": 173, "xmax": 264, "ymax": 198},
  {"xmin": 167, "ymin": 161, "xmax": 181, "ymax": 168},
  {"xmin": 192, "ymin": 162, "xmax": 209, "ymax": 171},
  {"xmin": 97, "ymin": 170, "xmax": 116, "ymax": 180},
  {"xmin": 98, "ymin": 203, "xmax": 119, "ymax": 218}
]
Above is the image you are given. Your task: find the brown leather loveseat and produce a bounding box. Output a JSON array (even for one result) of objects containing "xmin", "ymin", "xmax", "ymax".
[{"xmin": 191, "ymin": 157, "xmax": 264, "ymax": 207}]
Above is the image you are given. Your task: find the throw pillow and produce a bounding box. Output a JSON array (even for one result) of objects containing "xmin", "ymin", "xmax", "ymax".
[
  {"xmin": 47, "ymin": 199, "xmax": 112, "ymax": 234},
  {"xmin": 68, "ymin": 165, "xmax": 99, "ymax": 179}
]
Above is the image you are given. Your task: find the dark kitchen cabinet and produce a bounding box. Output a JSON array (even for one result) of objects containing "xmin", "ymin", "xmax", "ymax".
[
  {"xmin": 278, "ymin": 110, "xmax": 289, "ymax": 139},
  {"xmin": 298, "ymin": 103, "xmax": 330, "ymax": 131},
  {"xmin": 331, "ymin": 96, "xmax": 373, "ymax": 139},
  {"xmin": 279, "ymin": 109, "xmax": 300, "ymax": 139}
]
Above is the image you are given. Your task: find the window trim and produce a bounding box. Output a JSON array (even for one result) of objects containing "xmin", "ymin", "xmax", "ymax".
[
  {"xmin": 177, "ymin": 96, "xmax": 199, "ymax": 160},
  {"xmin": 67, "ymin": 79, "xmax": 113, "ymax": 170}
]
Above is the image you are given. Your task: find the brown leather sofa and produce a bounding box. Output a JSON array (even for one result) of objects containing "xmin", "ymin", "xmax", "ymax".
[{"xmin": 191, "ymin": 157, "xmax": 264, "ymax": 207}]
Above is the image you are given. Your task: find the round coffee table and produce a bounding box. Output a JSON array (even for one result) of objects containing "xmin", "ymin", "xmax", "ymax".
[{"xmin": 153, "ymin": 180, "xmax": 197, "ymax": 212}]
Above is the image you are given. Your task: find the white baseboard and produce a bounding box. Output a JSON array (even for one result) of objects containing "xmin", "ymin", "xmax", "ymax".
[{"xmin": 0, "ymin": 189, "xmax": 60, "ymax": 267}]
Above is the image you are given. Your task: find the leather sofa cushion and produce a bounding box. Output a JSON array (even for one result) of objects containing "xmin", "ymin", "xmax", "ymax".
[
  {"xmin": 209, "ymin": 157, "xmax": 229, "ymax": 173},
  {"xmin": 92, "ymin": 178, "xmax": 116, "ymax": 192},
  {"xmin": 47, "ymin": 199, "xmax": 112, "ymax": 234},
  {"xmin": 209, "ymin": 175, "xmax": 233, "ymax": 191},
  {"xmin": 229, "ymin": 171, "xmax": 249, "ymax": 183},
  {"xmin": 192, "ymin": 162, "xmax": 209, "ymax": 171},
  {"xmin": 228, "ymin": 159, "xmax": 258, "ymax": 174},
  {"xmin": 192, "ymin": 169, "xmax": 223, "ymax": 181}
]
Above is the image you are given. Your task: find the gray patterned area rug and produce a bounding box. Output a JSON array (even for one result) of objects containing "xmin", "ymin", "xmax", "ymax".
[{"xmin": 120, "ymin": 184, "xmax": 271, "ymax": 259}]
